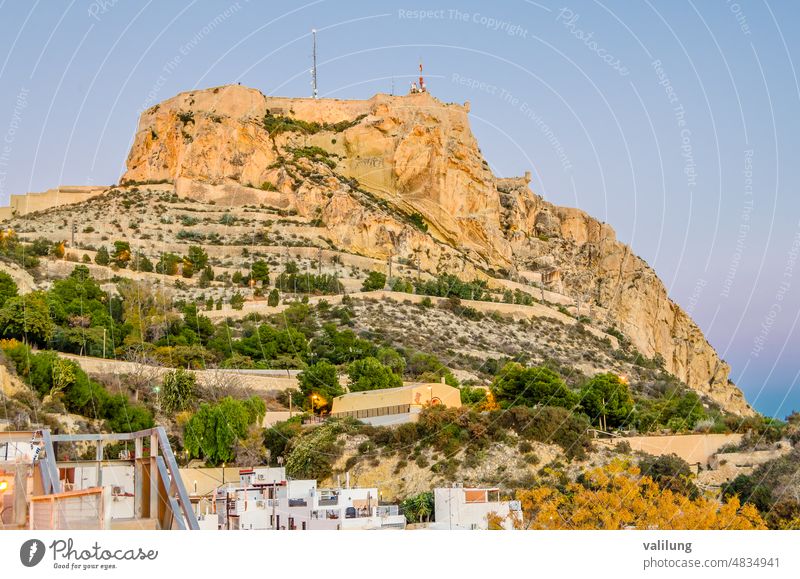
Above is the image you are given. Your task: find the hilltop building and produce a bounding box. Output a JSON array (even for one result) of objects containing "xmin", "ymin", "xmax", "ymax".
[{"xmin": 330, "ymin": 382, "xmax": 462, "ymax": 426}]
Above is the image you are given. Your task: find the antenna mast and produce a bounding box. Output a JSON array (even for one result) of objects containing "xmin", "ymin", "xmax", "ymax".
[{"xmin": 311, "ymin": 29, "xmax": 318, "ymax": 98}]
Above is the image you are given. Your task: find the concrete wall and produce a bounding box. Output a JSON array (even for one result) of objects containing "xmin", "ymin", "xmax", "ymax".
[
  {"xmin": 179, "ymin": 467, "xmax": 245, "ymax": 497},
  {"xmin": 597, "ymin": 433, "xmax": 744, "ymax": 466},
  {"xmin": 710, "ymin": 445, "xmax": 791, "ymax": 469}
]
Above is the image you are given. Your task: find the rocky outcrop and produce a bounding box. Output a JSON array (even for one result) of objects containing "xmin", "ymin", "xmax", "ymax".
[{"xmin": 122, "ymin": 84, "xmax": 753, "ymax": 416}]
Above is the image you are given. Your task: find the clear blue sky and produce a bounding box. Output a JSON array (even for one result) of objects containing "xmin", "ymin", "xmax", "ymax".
[{"xmin": 0, "ymin": 0, "xmax": 798, "ymax": 417}]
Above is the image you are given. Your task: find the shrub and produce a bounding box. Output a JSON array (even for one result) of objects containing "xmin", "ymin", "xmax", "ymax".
[
  {"xmin": 161, "ymin": 368, "xmax": 197, "ymax": 413},
  {"xmin": 267, "ymin": 288, "xmax": 280, "ymax": 307},
  {"xmin": 94, "ymin": 246, "xmax": 110, "ymax": 266},
  {"xmin": 361, "ymin": 271, "xmax": 387, "ymax": 292},
  {"xmin": 638, "ymin": 453, "xmax": 699, "ymax": 499}
]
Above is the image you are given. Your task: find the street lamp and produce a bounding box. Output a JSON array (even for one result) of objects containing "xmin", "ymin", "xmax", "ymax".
[
  {"xmin": 311, "ymin": 394, "xmax": 319, "ymax": 415},
  {"xmin": 427, "ymin": 385, "xmax": 433, "ymax": 405}
]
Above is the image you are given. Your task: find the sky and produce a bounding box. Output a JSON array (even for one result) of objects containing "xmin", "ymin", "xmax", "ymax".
[{"xmin": 0, "ymin": 0, "xmax": 798, "ymax": 418}]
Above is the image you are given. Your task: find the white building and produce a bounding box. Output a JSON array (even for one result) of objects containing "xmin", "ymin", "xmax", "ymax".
[
  {"xmin": 204, "ymin": 467, "xmax": 405, "ymax": 531},
  {"xmin": 58, "ymin": 462, "xmax": 135, "ymax": 520},
  {"xmin": 432, "ymin": 486, "xmax": 520, "ymax": 530}
]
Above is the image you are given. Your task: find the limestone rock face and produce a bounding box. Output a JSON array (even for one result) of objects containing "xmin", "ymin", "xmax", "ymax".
[{"xmin": 123, "ymin": 84, "xmax": 753, "ymax": 416}]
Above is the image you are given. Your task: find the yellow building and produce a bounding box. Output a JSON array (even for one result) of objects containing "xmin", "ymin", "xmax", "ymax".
[{"xmin": 330, "ymin": 382, "xmax": 462, "ymax": 425}]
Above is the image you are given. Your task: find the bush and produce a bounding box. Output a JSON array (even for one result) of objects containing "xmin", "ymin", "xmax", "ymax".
[
  {"xmin": 361, "ymin": 271, "xmax": 387, "ymax": 292},
  {"xmin": 284, "ymin": 419, "xmax": 355, "ymax": 480},
  {"xmin": 495, "ymin": 405, "xmax": 592, "ymax": 460},
  {"xmin": 721, "ymin": 474, "xmax": 772, "ymax": 512},
  {"xmin": 0, "ymin": 271, "xmax": 18, "ymax": 308},
  {"xmin": 263, "ymin": 418, "xmax": 303, "ymax": 463},
  {"xmin": 230, "ymin": 292, "xmax": 245, "ymax": 310},
  {"xmin": 638, "ymin": 453, "xmax": 699, "ymax": 499},
  {"xmin": 161, "ymin": 368, "xmax": 197, "ymax": 413}
]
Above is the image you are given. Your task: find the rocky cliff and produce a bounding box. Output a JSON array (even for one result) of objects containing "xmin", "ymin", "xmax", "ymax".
[{"xmin": 123, "ymin": 84, "xmax": 753, "ymax": 416}]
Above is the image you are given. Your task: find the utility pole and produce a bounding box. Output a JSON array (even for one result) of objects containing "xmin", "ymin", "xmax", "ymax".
[
  {"xmin": 387, "ymin": 251, "xmax": 393, "ymax": 283},
  {"xmin": 311, "ymin": 29, "xmax": 318, "ymax": 99}
]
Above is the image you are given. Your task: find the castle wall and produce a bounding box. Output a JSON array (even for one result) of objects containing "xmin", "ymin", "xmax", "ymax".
[{"xmin": 0, "ymin": 186, "xmax": 106, "ymax": 219}]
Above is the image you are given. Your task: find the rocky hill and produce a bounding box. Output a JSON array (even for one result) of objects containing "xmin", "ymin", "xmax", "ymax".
[{"xmin": 118, "ymin": 84, "xmax": 751, "ymax": 416}]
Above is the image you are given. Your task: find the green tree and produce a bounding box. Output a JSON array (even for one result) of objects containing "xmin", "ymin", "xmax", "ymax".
[
  {"xmin": 186, "ymin": 245, "xmax": 209, "ymax": 270},
  {"xmin": 0, "ymin": 291, "xmax": 54, "ymax": 346},
  {"xmin": 156, "ymin": 252, "xmax": 181, "ymax": 275},
  {"xmin": 183, "ymin": 396, "xmax": 263, "ymax": 465},
  {"xmin": 405, "ymin": 352, "xmax": 457, "ymax": 385},
  {"xmin": 401, "ymin": 492, "xmax": 434, "ymax": 523},
  {"xmin": 361, "ymin": 270, "xmax": 387, "ymax": 292},
  {"xmin": 580, "ymin": 373, "xmax": 634, "ymax": 430},
  {"xmin": 460, "ymin": 385, "xmax": 488, "ymax": 406},
  {"xmin": 135, "ymin": 254, "xmax": 154, "ymax": 272},
  {"xmin": 375, "ymin": 347, "xmax": 405, "ymax": 376},
  {"xmin": 0, "ymin": 271, "xmax": 18, "ymax": 308},
  {"xmin": 181, "ymin": 261, "xmax": 195, "ymax": 278},
  {"xmin": 112, "ymin": 241, "xmax": 131, "ymax": 267},
  {"xmin": 491, "ymin": 362, "xmax": 578, "ymax": 410},
  {"xmin": 230, "ymin": 292, "xmax": 245, "ymax": 310},
  {"xmin": 161, "ymin": 368, "xmax": 197, "ymax": 414},
  {"xmin": 347, "ymin": 357, "xmax": 402, "ymax": 392},
  {"xmin": 297, "ymin": 360, "xmax": 343, "ymax": 411},
  {"xmin": 251, "ymin": 260, "xmax": 270, "ymax": 285},
  {"xmin": 267, "ymin": 288, "xmax": 280, "ymax": 307},
  {"xmin": 31, "ymin": 237, "xmax": 53, "ymax": 256},
  {"xmin": 199, "ymin": 266, "xmax": 214, "ymax": 287},
  {"xmin": 94, "ymin": 246, "xmax": 110, "ymax": 266}
]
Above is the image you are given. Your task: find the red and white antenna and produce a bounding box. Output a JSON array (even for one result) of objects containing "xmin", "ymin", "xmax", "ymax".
[{"xmin": 418, "ymin": 61, "xmax": 426, "ymax": 92}]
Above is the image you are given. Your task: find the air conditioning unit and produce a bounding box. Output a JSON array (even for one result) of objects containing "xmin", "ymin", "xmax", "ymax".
[{"xmin": 255, "ymin": 500, "xmax": 266, "ymax": 509}]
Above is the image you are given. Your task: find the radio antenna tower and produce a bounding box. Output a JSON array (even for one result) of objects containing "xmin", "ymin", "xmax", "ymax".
[{"xmin": 311, "ymin": 29, "xmax": 318, "ymax": 98}]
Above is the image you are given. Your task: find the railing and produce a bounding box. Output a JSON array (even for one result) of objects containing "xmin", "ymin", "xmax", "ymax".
[
  {"xmin": 51, "ymin": 426, "xmax": 199, "ymax": 530},
  {"xmin": 30, "ymin": 488, "xmax": 106, "ymax": 530}
]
